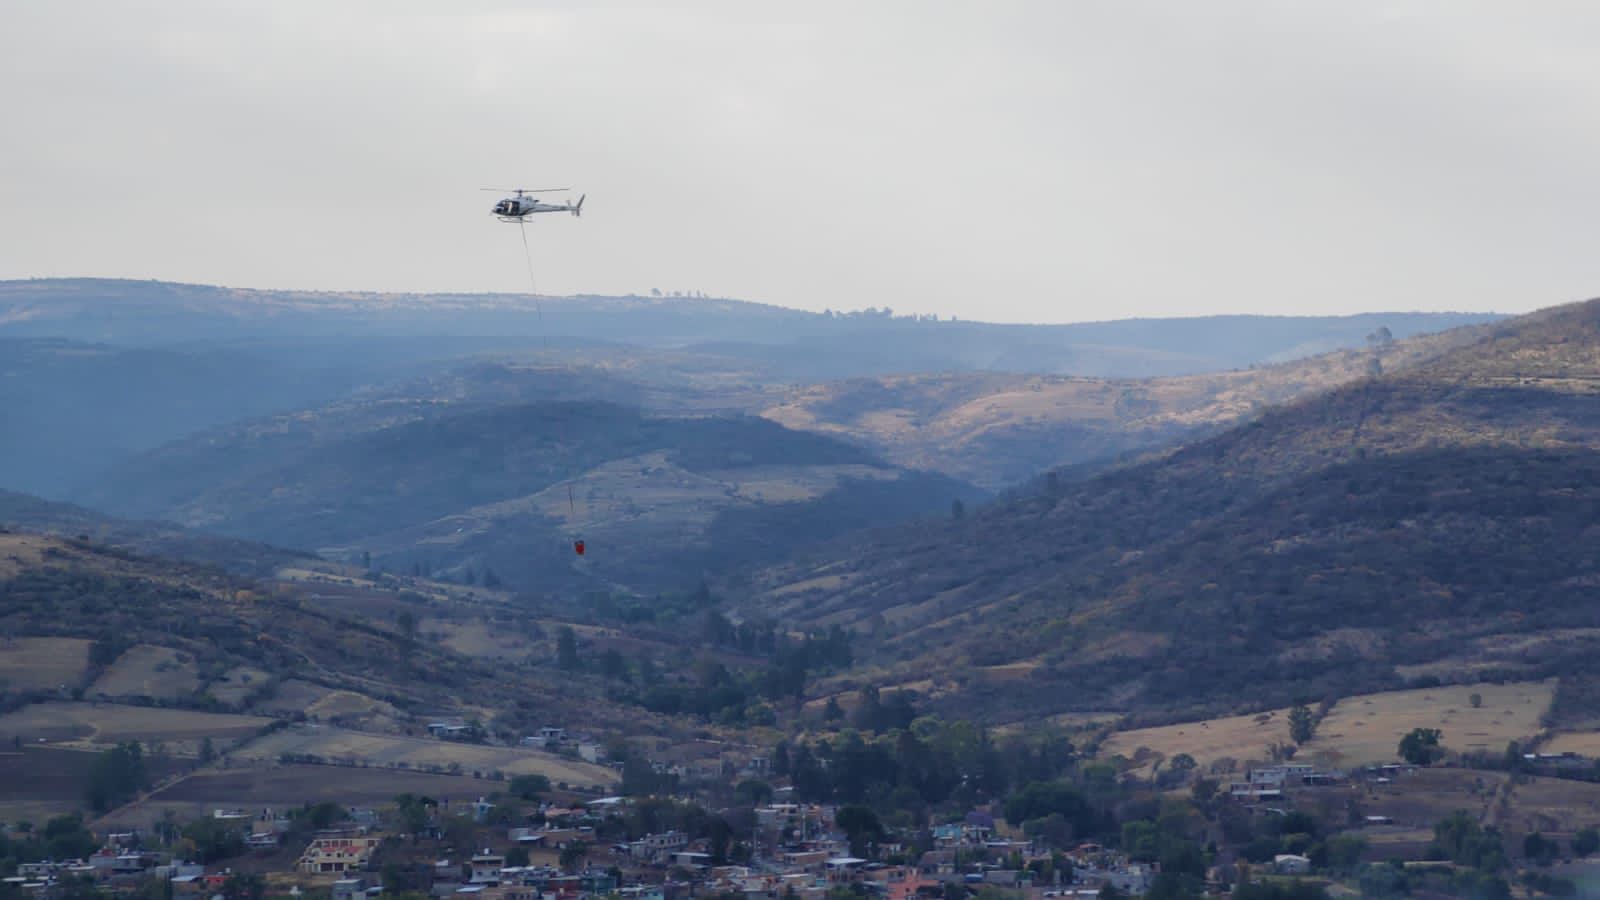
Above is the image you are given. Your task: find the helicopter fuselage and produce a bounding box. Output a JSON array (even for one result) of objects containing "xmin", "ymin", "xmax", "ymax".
[{"xmin": 492, "ymin": 195, "xmax": 582, "ymax": 219}]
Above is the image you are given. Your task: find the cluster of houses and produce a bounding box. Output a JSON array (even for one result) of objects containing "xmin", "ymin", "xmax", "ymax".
[
  {"xmin": 1226, "ymin": 763, "xmax": 1348, "ymax": 802},
  {"xmin": 0, "ymin": 788, "xmax": 1179, "ymax": 900}
]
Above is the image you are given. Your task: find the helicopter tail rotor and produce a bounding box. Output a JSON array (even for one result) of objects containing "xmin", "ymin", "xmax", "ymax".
[{"xmin": 572, "ymin": 194, "xmax": 585, "ymax": 217}]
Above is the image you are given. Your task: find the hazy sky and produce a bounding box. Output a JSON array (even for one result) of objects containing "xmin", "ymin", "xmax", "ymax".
[{"xmin": 4, "ymin": 2, "xmax": 1600, "ymax": 322}]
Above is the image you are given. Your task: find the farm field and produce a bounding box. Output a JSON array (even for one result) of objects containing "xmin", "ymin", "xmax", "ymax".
[
  {"xmin": 0, "ymin": 746, "xmax": 187, "ymax": 823},
  {"xmin": 427, "ymin": 619, "xmax": 541, "ymax": 661},
  {"xmin": 0, "ymin": 701, "xmax": 271, "ymax": 752},
  {"xmin": 207, "ymin": 666, "xmax": 274, "ymax": 707},
  {"xmin": 1497, "ymin": 774, "xmax": 1600, "ymax": 836},
  {"xmin": 1540, "ymin": 732, "xmax": 1600, "ymax": 757},
  {"xmin": 1359, "ymin": 767, "xmax": 1508, "ymax": 830},
  {"xmin": 1102, "ymin": 680, "xmax": 1557, "ymax": 772},
  {"xmin": 233, "ymin": 726, "xmax": 616, "ymax": 788},
  {"xmin": 0, "ymin": 636, "xmax": 89, "ymax": 692},
  {"xmin": 147, "ymin": 763, "xmax": 501, "ymax": 804},
  {"xmin": 1302, "ymin": 680, "xmax": 1555, "ymax": 766},
  {"xmin": 1101, "ymin": 704, "xmax": 1298, "ymax": 772},
  {"xmin": 89, "ymin": 644, "xmax": 201, "ymax": 700}
]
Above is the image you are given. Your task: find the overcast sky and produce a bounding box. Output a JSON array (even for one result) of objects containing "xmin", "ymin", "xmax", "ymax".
[{"xmin": 3, "ymin": 2, "xmax": 1600, "ymax": 322}]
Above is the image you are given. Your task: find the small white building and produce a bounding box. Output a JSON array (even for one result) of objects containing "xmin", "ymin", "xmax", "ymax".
[{"xmin": 1273, "ymin": 854, "xmax": 1311, "ymax": 875}]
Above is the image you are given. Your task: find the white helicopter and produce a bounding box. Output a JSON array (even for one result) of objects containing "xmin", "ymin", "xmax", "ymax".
[{"xmin": 484, "ymin": 187, "xmax": 585, "ymax": 222}]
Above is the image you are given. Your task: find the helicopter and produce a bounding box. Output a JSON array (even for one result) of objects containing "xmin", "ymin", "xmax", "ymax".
[{"xmin": 485, "ymin": 187, "xmax": 585, "ymax": 222}]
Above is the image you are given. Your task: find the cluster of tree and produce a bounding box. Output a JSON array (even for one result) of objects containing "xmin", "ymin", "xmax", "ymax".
[
  {"xmin": 837, "ymin": 686, "xmax": 918, "ymax": 734},
  {"xmin": 782, "ymin": 720, "xmax": 1080, "ymax": 824},
  {"xmin": 1398, "ymin": 727, "xmax": 1445, "ymax": 766},
  {"xmin": 592, "ymin": 625, "xmax": 853, "ymax": 725},
  {"xmin": 0, "ymin": 815, "xmax": 98, "ymax": 873},
  {"xmin": 585, "ymin": 797, "xmax": 751, "ymax": 865},
  {"xmin": 85, "ymin": 741, "xmax": 148, "ymax": 812}
]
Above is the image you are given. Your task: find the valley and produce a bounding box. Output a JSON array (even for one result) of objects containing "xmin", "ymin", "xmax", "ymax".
[{"xmin": 3, "ymin": 279, "xmax": 1597, "ymax": 900}]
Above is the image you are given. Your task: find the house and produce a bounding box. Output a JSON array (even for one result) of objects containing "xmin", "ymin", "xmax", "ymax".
[
  {"xmin": 578, "ymin": 742, "xmax": 607, "ymax": 764},
  {"xmin": 917, "ymin": 850, "xmax": 955, "ymax": 876},
  {"xmin": 1273, "ymin": 854, "xmax": 1311, "ymax": 875},
  {"xmin": 825, "ymin": 858, "xmax": 867, "ymax": 883},
  {"xmin": 470, "ymin": 851, "xmax": 506, "ymax": 884},
  {"xmin": 1076, "ymin": 864, "xmax": 1153, "ymax": 896},
  {"xmin": 333, "ymin": 878, "xmax": 367, "ymax": 900},
  {"xmin": 299, "ymin": 835, "xmax": 384, "ymax": 874},
  {"xmin": 784, "ymin": 850, "xmax": 830, "ymax": 873},
  {"xmin": 628, "ymin": 831, "xmax": 688, "ymax": 861},
  {"xmin": 1228, "ymin": 782, "xmax": 1282, "ymax": 802}
]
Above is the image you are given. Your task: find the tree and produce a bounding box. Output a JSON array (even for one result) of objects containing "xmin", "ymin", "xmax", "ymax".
[
  {"xmin": 505, "ymin": 846, "xmax": 531, "ymax": 868},
  {"xmin": 735, "ymin": 779, "xmax": 773, "ymax": 807},
  {"xmin": 1432, "ymin": 810, "xmax": 1505, "ymax": 872},
  {"xmin": 1399, "ymin": 728, "xmax": 1445, "ymax": 765},
  {"xmin": 1573, "ymin": 826, "xmax": 1600, "ymax": 857},
  {"xmin": 559, "ymin": 840, "xmax": 589, "ymax": 872},
  {"xmin": 182, "ymin": 816, "xmax": 244, "ymax": 863},
  {"xmin": 1524, "ymin": 831, "xmax": 1559, "ymax": 866},
  {"xmin": 1324, "ymin": 834, "xmax": 1368, "ymax": 872},
  {"xmin": 394, "ymin": 793, "xmax": 437, "ymax": 836},
  {"xmin": 1288, "ymin": 704, "xmax": 1316, "ymax": 745},
  {"xmin": 557, "ymin": 626, "xmax": 580, "ymax": 671},
  {"xmin": 86, "ymin": 741, "xmax": 147, "ymax": 812},
  {"xmin": 508, "ymin": 773, "xmax": 551, "ymax": 801},
  {"xmin": 951, "ymin": 499, "xmax": 966, "ymax": 521},
  {"xmin": 835, "ymin": 805, "xmax": 885, "ymax": 858},
  {"xmin": 1469, "ymin": 692, "xmax": 1483, "ymax": 709}
]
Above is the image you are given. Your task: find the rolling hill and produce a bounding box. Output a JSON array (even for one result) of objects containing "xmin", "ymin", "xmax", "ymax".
[
  {"xmin": 0, "ymin": 488, "xmax": 310, "ymax": 577},
  {"xmin": 0, "ymin": 278, "xmax": 1498, "ymax": 378},
  {"xmin": 77, "ymin": 400, "xmax": 982, "ymax": 594},
  {"xmin": 742, "ymin": 296, "xmax": 1600, "ymax": 725},
  {"xmin": 759, "ymin": 322, "xmax": 1491, "ymax": 490},
  {"xmin": 0, "ymin": 527, "xmax": 684, "ymax": 769}
]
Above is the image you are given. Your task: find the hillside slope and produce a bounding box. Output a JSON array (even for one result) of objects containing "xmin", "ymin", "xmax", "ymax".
[
  {"xmin": 0, "ymin": 529, "xmax": 667, "ymax": 755},
  {"xmin": 744, "ymin": 297, "xmax": 1600, "ymax": 723},
  {"xmin": 760, "ymin": 323, "xmax": 1488, "ymax": 489},
  {"xmin": 0, "ymin": 278, "xmax": 1499, "ymax": 378},
  {"xmin": 0, "ymin": 489, "xmax": 309, "ymax": 576},
  {"xmin": 79, "ymin": 401, "xmax": 981, "ymax": 594}
]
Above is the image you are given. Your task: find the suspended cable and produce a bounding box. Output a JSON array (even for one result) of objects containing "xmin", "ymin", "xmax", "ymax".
[{"xmin": 518, "ymin": 217, "xmax": 546, "ymax": 349}]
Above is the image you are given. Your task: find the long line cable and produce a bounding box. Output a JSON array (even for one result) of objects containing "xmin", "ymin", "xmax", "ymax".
[
  {"xmin": 519, "ymin": 216, "xmax": 582, "ymax": 557},
  {"xmin": 517, "ymin": 217, "xmax": 547, "ymax": 350}
]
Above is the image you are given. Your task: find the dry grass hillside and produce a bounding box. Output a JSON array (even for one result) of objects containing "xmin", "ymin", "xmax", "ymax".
[
  {"xmin": 745, "ymin": 297, "xmax": 1600, "ymax": 724},
  {"xmin": 0, "ymin": 530, "xmax": 669, "ymax": 747},
  {"xmin": 761, "ymin": 324, "xmax": 1488, "ymax": 489}
]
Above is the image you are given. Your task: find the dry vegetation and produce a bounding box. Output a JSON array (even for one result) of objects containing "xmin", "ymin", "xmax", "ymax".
[
  {"xmin": 0, "ymin": 636, "xmax": 89, "ymax": 691},
  {"xmin": 233, "ymin": 725, "xmax": 617, "ymax": 787},
  {"xmin": 1303, "ymin": 680, "xmax": 1555, "ymax": 766},
  {"xmin": 762, "ymin": 327, "xmax": 1484, "ymax": 489},
  {"xmin": 1101, "ymin": 705, "xmax": 1300, "ymax": 772},
  {"xmin": 1101, "ymin": 680, "xmax": 1557, "ymax": 772},
  {"xmin": 89, "ymin": 644, "xmax": 201, "ymax": 700},
  {"xmin": 0, "ymin": 701, "xmax": 271, "ymax": 752}
]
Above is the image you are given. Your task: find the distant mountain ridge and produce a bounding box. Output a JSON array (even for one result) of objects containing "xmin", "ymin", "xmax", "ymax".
[{"xmin": 0, "ymin": 278, "xmax": 1501, "ymax": 378}]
